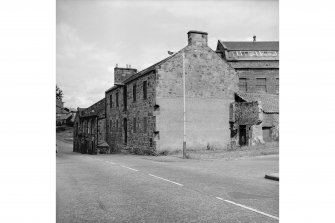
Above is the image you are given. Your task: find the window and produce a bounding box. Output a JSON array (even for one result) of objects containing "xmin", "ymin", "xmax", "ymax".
[
  {"xmin": 256, "ymin": 78, "xmax": 267, "ymax": 93},
  {"xmin": 116, "ymin": 119, "xmax": 118, "ymax": 131},
  {"xmin": 149, "ymin": 138, "xmax": 153, "ymax": 147},
  {"xmin": 110, "ymin": 120, "xmax": 112, "ymax": 132},
  {"xmin": 143, "ymin": 81, "xmax": 147, "ymax": 100},
  {"xmin": 275, "ymin": 78, "xmax": 279, "ymax": 94},
  {"xmin": 133, "ymin": 83, "xmax": 136, "ymax": 102},
  {"xmin": 239, "ymin": 78, "xmax": 247, "ymax": 92},
  {"xmin": 116, "ymin": 92, "xmax": 119, "ymax": 107},
  {"xmin": 109, "ymin": 95, "xmax": 113, "ymax": 108},
  {"xmin": 123, "ymin": 86, "xmax": 127, "ymax": 111},
  {"xmin": 133, "ymin": 117, "xmax": 136, "ymax": 133},
  {"xmin": 90, "ymin": 119, "xmax": 94, "ymax": 134},
  {"xmin": 143, "ymin": 117, "xmax": 147, "ymax": 133}
]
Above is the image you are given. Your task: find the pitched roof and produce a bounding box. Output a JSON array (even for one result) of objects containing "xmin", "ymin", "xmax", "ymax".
[
  {"xmin": 81, "ymin": 98, "xmax": 106, "ymax": 118},
  {"xmin": 105, "ymin": 47, "xmax": 187, "ymax": 93},
  {"xmin": 235, "ymin": 92, "xmax": 279, "ymax": 113},
  {"xmin": 219, "ymin": 41, "xmax": 279, "ymax": 51}
]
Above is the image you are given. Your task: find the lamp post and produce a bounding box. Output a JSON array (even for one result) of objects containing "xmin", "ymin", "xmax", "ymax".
[{"xmin": 182, "ymin": 51, "xmax": 186, "ymax": 159}]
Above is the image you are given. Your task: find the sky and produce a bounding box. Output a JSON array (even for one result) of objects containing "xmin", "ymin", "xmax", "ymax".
[{"xmin": 56, "ymin": 0, "xmax": 279, "ymax": 108}]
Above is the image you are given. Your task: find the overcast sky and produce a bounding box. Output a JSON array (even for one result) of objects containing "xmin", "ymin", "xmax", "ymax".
[{"xmin": 57, "ymin": 0, "xmax": 278, "ymax": 108}]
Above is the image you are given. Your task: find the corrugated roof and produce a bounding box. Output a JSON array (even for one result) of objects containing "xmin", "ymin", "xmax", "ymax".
[
  {"xmin": 235, "ymin": 92, "xmax": 279, "ymax": 113},
  {"xmin": 219, "ymin": 41, "xmax": 279, "ymax": 51}
]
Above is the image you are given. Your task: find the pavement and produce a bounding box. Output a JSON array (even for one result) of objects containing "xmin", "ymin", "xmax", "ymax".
[
  {"xmin": 265, "ymin": 173, "xmax": 279, "ymax": 181},
  {"xmin": 57, "ymin": 139, "xmax": 279, "ymax": 223}
]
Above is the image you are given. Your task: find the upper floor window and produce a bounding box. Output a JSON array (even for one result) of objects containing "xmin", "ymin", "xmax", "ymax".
[
  {"xmin": 123, "ymin": 86, "xmax": 127, "ymax": 111},
  {"xmin": 116, "ymin": 92, "xmax": 119, "ymax": 107},
  {"xmin": 256, "ymin": 78, "xmax": 267, "ymax": 93},
  {"xmin": 109, "ymin": 94, "xmax": 113, "ymax": 108},
  {"xmin": 133, "ymin": 83, "xmax": 136, "ymax": 102},
  {"xmin": 238, "ymin": 78, "xmax": 247, "ymax": 92},
  {"xmin": 143, "ymin": 81, "xmax": 147, "ymax": 100}
]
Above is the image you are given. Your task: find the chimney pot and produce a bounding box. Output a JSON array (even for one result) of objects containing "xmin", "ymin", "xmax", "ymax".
[{"xmin": 253, "ymin": 35, "xmax": 256, "ymax": 42}]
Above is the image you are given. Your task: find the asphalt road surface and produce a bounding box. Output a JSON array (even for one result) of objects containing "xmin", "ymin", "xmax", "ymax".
[{"xmin": 57, "ymin": 139, "xmax": 279, "ymax": 223}]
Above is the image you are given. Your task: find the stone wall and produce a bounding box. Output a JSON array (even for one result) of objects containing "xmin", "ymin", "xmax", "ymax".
[
  {"xmin": 231, "ymin": 101, "xmax": 263, "ymax": 125},
  {"xmin": 230, "ymin": 101, "xmax": 264, "ymax": 147},
  {"xmin": 155, "ymin": 43, "xmax": 238, "ymax": 152},
  {"xmin": 106, "ymin": 71, "xmax": 157, "ymax": 154}
]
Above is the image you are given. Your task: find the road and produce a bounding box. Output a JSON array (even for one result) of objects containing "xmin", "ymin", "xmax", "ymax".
[{"xmin": 57, "ymin": 139, "xmax": 279, "ymax": 223}]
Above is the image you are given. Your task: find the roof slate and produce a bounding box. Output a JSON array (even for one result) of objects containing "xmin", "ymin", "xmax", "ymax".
[
  {"xmin": 235, "ymin": 92, "xmax": 279, "ymax": 113},
  {"xmin": 219, "ymin": 41, "xmax": 279, "ymax": 51},
  {"xmin": 105, "ymin": 47, "xmax": 186, "ymax": 93},
  {"xmin": 81, "ymin": 98, "xmax": 106, "ymax": 118}
]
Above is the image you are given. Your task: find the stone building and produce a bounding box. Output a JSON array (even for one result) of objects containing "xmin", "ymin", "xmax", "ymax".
[
  {"xmin": 234, "ymin": 92, "xmax": 279, "ymax": 143},
  {"xmin": 72, "ymin": 30, "xmax": 279, "ymax": 155},
  {"xmin": 73, "ymin": 98, "xmax": 108, "ymax": 154},
  {"xmin": 216, "ymin": 39, "xmax": 279, "ymax": 95},
  {"xmin": 104, "ymin": 31, "xmax": 238, "ymax": 154}
]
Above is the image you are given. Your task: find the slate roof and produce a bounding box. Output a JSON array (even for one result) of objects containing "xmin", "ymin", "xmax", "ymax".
[
  {"xmin": 81, "ymin": 98, "xmax": 106, "ymax": 118},
  {"xmin": 235, "ymin": 92, "xmax": 279, "ymax": 113},
  {"xmin": 219, "ymin": 41, "xmax": 279, "ymax": 51},
  {"xmin": 56, "ymin": 113, "xmax": 72, "ymax": 121},
  {"xmin": 105, "ymin": 47, "xmax": 186, "ymax": 93}
]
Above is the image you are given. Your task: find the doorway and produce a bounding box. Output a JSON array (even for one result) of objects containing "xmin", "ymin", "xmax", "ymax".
[
  {"xmin": 124, "ymin": 118, "xmax": 127, "ymax": 144},
  {"xmin": 239, "ymin": 125, "xmax": 247, "ymax": 146}
]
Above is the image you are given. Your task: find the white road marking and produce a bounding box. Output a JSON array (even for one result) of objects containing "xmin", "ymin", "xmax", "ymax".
[
  {"xmin": 148, "ymin": 174, "xmax": 183, "ymax": 186},
  {"xmin": 221, "ymin": 198, "xmax": 279, "ymax": 220},
  {"xmin": 121, "ymin": 165, "xmax": 139, "ymax": 172}
]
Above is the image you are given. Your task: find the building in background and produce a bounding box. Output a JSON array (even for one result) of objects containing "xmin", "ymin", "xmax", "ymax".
[
  {"xmin": 216, "ymin": 38, "xmax": 279, "ymax": 95},
  {"xmin": 73, "ymin": 98, "xmax": 108, "ymax": 154}
]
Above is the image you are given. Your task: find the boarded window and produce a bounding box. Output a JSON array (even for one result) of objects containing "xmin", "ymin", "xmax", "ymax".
[
  {"xmin": 116, "ymin": 92, "xmax": 119, "ymax": 107},
  {"xmin": 256, "ymin": 78, "xmax": 267, "ymax": 93},
  {"xmin": 239, "ymin": 78, "xmax": 247, "ymax": 92},
  {"xmin": 143, "ymin": 117, "xmax": 147, "ymax": 133},
  {"xmin": 133, "ymin": 83, "xmax": 136, "ymax": 102},
  {"xmin": 143, "ymin": 81, "xmax": 147, "ymax": 100},
  {"xmin": 109, "ymin": 94, "xmax": 113, "ymax": 108}
]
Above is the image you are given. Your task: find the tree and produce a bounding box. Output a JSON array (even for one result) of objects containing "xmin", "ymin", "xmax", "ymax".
[{"xmin": 56, "ymin": 85, "xmax": 63, "ymax": 101}]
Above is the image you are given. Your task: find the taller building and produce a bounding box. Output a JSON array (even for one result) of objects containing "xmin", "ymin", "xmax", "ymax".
[{"xmin": 216, "ymin": 39, "xmax": 279, "ymax": 95}]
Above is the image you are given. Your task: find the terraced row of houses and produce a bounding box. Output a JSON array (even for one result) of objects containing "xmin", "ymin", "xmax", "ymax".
[{"xmin": 73, "ymin": 31, "xmax": 279, "ymax": 155}]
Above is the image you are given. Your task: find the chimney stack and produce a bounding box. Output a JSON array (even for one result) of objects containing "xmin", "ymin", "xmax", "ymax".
[
  {"xmin": 187, "ymin": 30, "xmax": 208, "ymax": 47},
  {"xmin": 114, "ymin": 65, "xmax": 137, "ymax": 83}
]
